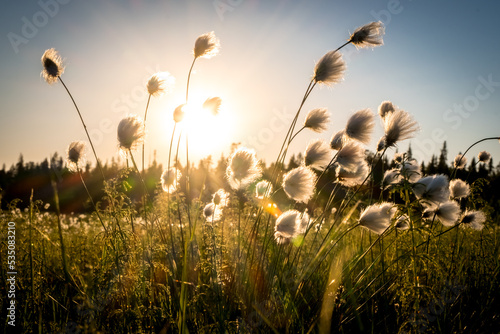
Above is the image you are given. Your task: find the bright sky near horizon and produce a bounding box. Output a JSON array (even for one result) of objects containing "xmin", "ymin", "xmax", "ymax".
[{"xmin": 1, "ymin": 0, "xmax": 500, "ymax": 170}]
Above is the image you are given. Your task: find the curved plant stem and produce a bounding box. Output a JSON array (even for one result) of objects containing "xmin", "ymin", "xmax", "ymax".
[
  {"xmin": 58, "ymin": 76, "xmax": 105, "ymax": 181},
  {"xmin": 142, "ymin": 94, "xmax": 152, "ymax": 175}
]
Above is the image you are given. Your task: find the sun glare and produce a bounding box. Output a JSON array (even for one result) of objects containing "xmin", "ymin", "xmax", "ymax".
[{"xmin": 158, "ymin": 95, "xmax": 236, "ymax": 162}]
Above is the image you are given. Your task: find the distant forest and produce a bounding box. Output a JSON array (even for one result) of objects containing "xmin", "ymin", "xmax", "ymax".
[{"xmin": 1, "ymin": 141, "xmax": 500, "ymax": 224}]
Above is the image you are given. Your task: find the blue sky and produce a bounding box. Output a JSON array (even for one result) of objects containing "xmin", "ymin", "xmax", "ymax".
[{"xmin": 1, "ymin": 0, "xmax": 499, "ymax": 170}]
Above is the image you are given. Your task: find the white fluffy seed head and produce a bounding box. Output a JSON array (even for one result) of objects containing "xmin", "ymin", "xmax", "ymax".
[
  {"xmin": 274, "ymin": 210, "xmax": 300, "ymax": 244},
  {"xmin": 382, "ymin": 169, "xmax": 401, "ymax": 187},
  {"xmin": 400, "ymin": 159, "xmax": 421, "ymax": 183},
  {"xmin": 349, "ymin": 21, "xmax": 385, "ymax": 48},
  {"xmin": 212, "ymin": 188, "xmax": 230, "ymax": 207},
  {"xmin": 478, "ymin": 151, "xmax": 491, "ymax": 163},
  {"xmin": 395, "ymin": 215, "xmax": 410, "ymax": 230},
  {"xmin": 453, "ymin": 154, "xmax": 467, "ymax": 169},
  {"xmin": 282, "ymin": 166, "xmax": 317, "ymax": 203},
  {"xmin": 203, "ymin": 202, "xmax": 222, "ymax": 223},
  {"xmin": 345, "ymin": 108, "xmax": 375, "ymax": 145},
  {"xmin": 382, "ymin": 110, "xmax": 419, "ymax": 149},
  {"xmin": 226, "ymin": 147, "xmax": 262, "ymax": 190},
  {"xmin": 147, "ymin": 72, "xmax": 174, "ymax": 97},
  {"xmin": 378, "ymin": 101, "xmax": 396, "ymax": 119},
  {"xmin": 336, "ymin": 141, "xmax": 365, "ymax": 172},
  {"xmin": 435, "ymin": 201, "xmax": 461, "ymax": 227},
  {"xmin": 359, "ymin": 202, "xmax": 396, "ymax": 234},
  {"xmin": 313, "ymin": 50, "xmax": 345, "ymax": 86},
  {"xmin": 41, "ymin": 48, "xmax": 64, "ymax": 84},
  {"xmin": 330, "ymin": 130, "xmax": 345, "ymax": 151},
  {"xmin": 460, "ymin": 210, "xmax": 486, "ymax": 231},
  {"xmin": 117, "ymin": 115, "xmax": 145, "ymax": 152},
  {"xmin": 413, "ymin": 174, "xmax": 450, "ymax": 208},
  {"xmin": 66, "ymin": 141, "xmax": 86, "ymax": 172},
  {"xmin": 161, "ymin": 167, "xmax": 181, "ymax": 193},
  {"xmin": 304, "ymin": 139, "xmax": 332, "ymax": 170},
  {"xmin": 449, "ymin": 179, "xmax": 470, "ymax": 199},
  {"xmin": 336, "ymin": 160, "xmax": 369, "ymax": 187},
  {"xmin": 203, "ymin": 97, "xmax": 222, "ymax": 116},
  {"xmin": 194, "ymin": 31, "xmax": 220, "ymax": 59},
  {"xmin": 304, "ymin": 108, "xmax": 330, "ymax": 133}
]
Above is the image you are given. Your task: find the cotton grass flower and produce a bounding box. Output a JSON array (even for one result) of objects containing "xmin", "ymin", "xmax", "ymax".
[
  {"xmin": 380, "ymin": 110, "xmax": 419, "ymax": 150},
  {"xmin": 41, "ymin": 48, "xmax": 64, "ymax": 84},
  {"xmin": 453, "ymin": 154, "xmax": 467, "ymax": 169},
  {"xmin": 117, "ymin": 115, "xmax": 145, "ymax": 153},
  {"xmin": 345, "ymin": 108, "xmax": 375, "ymax": 145},
  {"xmin": 336, "ymin": 141, "xmax": 365, "ymax": 172},
  {"xmin": 459, "ymin": 210, "xmax": 486, "ymax": 231},
  {"xmin": 330, "ymin": 130, "xmax": 345, "ymax": 151},
  {"xmin": 413, "ymin": 174, "xmax": 450, "ymax": 208},
  {"xmin": 212, "ymin": 188, "xmax": 230, "ymax": 207},
  {"xmin": 203, "ymin": 97, "xmax": 222, "ymax": 116},
  {"xmin": 395, "ymin": 215, "xmax": 410, "ymax": 231},
  {"xmin": 226, "ymin": 147, "xmax": 262, "ymax": 190},
  {"xmin": 255, "ymin": 180, "xmax": 273, "ymax": 199},
  {"xmin": 304, "ymin": 139, "xmax": 332, "ymax": 170},
  {"xmin": 66, "ymin": 141, "xmax": 86, "ymax": 172},
  {"xmin": 478, "ymin": 151, "xmax": 491, "ymax": 163},
  {"xmin": 194, "ymin": 31, "xmax": 220, "ymax": 59},
  {"xmin": 147, "ymin": 72, "xmax": 174, "ymax": 97},
  {"xmin": 313, "ymin": 50, "xmax": 345, "ymax": 86},
  {"xmin": 336, "ymin": 161, "xmax": 369, "ymax": 187},
  {"xmin": 274, "ymin": 210, "xmax": 300, "ymax": 244},
  {"xmin": 378, "ymin": 101, "xmax": 396, "ymax": 119},
  {"xmin": 203, "ymin": 202, "xmax": 222, "ymax": 223},
  {"xmin": 161, "ymin": 167, "xmax": 181, "ymax": 193},
  {"xmin": 297, "ymin": 210, "xmax": 311, "ymax": 234},
  {"xmin": 359, "ymin": 202, "xmax": 395, "ymax": 234},
  {"xmin": 449, "ymin": 179, "xmax": 470, "ymax": 199},
  {"xmin": 304, "ymin": 108, "xmax": 330, "ymax": 133},
  {"xmin": 282, "ymin": 166, "xmax": 317, "ymax": 203},
  {"xmin": 349, "ymin": 21, "xmax": 385, "ymax": 48},
  {"xmin": 424, "ymin": 201, "xmax": 460, "ymax": 227}
]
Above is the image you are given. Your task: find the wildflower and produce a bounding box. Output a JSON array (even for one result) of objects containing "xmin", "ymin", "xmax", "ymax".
[
  {"xmin": 395, "ymin": 215, "xmax": 410, "ymax": 231},
  {"xmin": 274, "ymin": 210, "xmax": 300, "ymax": 244},
  {"xmin": 382, "ymin": 169, "xmax": 401, "ymax": 187},
  {"xmin": 194, "ymin": 31, "xmax": 220, "ymax": 59},
  {"xmin": 212, "ymin": 188, "xmax": 230, "ymax": 207},
  {"xmin": 478, "ymin": 151, "xmax": 491, "ymax": 163},
  {"xmin": 376, "ymin": 136, "xmax": 386, "ymax": 152},
  {"xmin": 449, "ymin": 179, "xmax": 470, "ymax": 199},
  {"xmin": 117, "ymin": 115, "xmax": 145, "ymax": 152},
  {"xmin": 330, "ymin": 130, "xmax": 345, "ymax": 150},
  {"xmin": 203, "ymin": 202, "xmax": 222, "ymax": 223},
  {"xmin": 304, "ymin": 108, "xmax": 330, "ymax": 133},
  {"xmin": 304, "ymin": 139, "xmax": 332, "ymax": 170},
  {"xmin": 393, "ymin": 152, "xmax": 405, "ymax": 164},
  {"xmin": 400, "ymin": 159, "xmax": 421, "ymax": 183},
  {"xmin": 203, "ymin": 97, "xmax": 222, "ymax": 116},
  {"xmin": 413, "ymin": 174, "xmax": 450, "ymax": 208},
  {"xmin": 345, "ymin": 108, "xmax": 375, "ymax": 145},
  {"xmin": 460, "ymin": 210, "xmax": 486, "ymax": 231},
  {"xmin": 349, "ymin": 21, "xmax": 385, "ymax": 48},
  {"xmin": 161, "ymin": 167, "xmax": 181, "ymax": 193},
  {"xmin": 282, "ymin": 166, "xmax": 317, "ymax": 203},
  {"xmin": 359, "ymin": 202, "xmax": 396, "ymax": 234},
  {"xmin": 336, "ymin": 161, "xmax": 369, "ymax": 187},
  {"xmin": 378, "ymin": 101, "xmax": 396, "ymax": 119},
  {"xmin": 313, "ymin": 50, "xmax": 346, "ymax": 86},
  {"xmin": 226, "ymin": 147, "xmax": 262, "ymax": 190},
  {"xmin": 41, "ymin": 48, "xmax": 64, "ymax": 84},
  {"xmin": 453, "ymin": 154, "xmax": 467, "ymax": 169},
  {"xmin": 173, "ymin": 104, "xmax": 186, "ymax": 123},
  {"xmin": 66, "ymin": 141, "xmax": 86, "ymax": 172},
  {"xmin": 380, "ymin": 110, "xmax": 419, "ymax": 149},
  {"xmin": 147, "ymin": 72, "xmax": 174, "ymax": 97},
  {"xmin": 424, "ymin": 201, "xmax": 460, "ymax": 227},
  {"xmin": 336, "ymin": 141, "xmax": 365, "ymax": 172},
  {"xmin": 255, "ymin": 180, "xmax": 273, "ymax": 199}
]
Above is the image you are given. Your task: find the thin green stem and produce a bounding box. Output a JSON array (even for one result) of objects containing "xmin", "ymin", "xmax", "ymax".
[{"xmin": 142, "ymin": 94, "xmax": 152, "ymax": 174}]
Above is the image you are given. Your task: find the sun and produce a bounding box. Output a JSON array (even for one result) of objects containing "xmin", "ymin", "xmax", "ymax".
[{"xmin": 158, "ymin": 94, "xmax": 237, "ymax": 164}]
